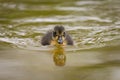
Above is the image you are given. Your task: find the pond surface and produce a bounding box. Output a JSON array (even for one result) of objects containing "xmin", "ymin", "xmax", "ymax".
[{"xmin": 0, "ymin": 0, "xmax": 120, "ymax": 80}]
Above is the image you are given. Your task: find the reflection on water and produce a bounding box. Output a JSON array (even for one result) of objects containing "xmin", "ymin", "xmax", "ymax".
[{"xmin": 52, "ymin": 44, "xmax": 66, "ymax": 66}]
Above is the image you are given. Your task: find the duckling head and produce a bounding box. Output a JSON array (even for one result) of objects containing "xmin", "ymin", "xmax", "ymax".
[{"xmin": 52, "ymin": 26, "xmax": 66, "ymax": 44}]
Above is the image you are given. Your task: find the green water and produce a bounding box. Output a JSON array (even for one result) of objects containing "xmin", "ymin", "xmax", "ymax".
[{"xmin": 0, "ymin": 0, "xmax": 120, "ymax": 80}]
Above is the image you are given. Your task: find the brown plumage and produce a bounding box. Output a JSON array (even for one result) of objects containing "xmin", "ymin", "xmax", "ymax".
[{"xmin": 41, "ymin": 25, "xmax": 73, "ymax": 46}]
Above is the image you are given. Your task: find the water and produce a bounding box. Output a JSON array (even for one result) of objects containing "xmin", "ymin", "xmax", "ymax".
[{"xmin": 0, "ymin": 0, "xmax": 120, "ymax": 80}]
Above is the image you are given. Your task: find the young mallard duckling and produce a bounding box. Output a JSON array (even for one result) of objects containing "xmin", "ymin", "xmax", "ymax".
[{"xmin": 41, "ymin": 25, "xmax": 73, "ymax": 46}]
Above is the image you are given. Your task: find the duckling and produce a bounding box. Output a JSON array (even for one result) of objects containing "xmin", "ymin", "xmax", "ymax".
[{"xmin": 41, "ymin": 25, "xmax": 73, "ymax": 46}]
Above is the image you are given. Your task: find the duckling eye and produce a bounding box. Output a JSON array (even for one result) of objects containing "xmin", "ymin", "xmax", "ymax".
[{"xmin": 63, "ymin": 32, "xmax": 66, "ymax": 37}]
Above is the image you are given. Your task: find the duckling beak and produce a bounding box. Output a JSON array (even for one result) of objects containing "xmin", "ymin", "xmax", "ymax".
[{"xmin": 58, "ymin": 36, "xmax": 63, "ymax": 44}]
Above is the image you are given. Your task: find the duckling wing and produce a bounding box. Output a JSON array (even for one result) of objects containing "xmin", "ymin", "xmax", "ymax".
[
  {"xmin": 66, "ymin": 34, "xmax": 74, "ymax": 45},
  {"xmin": 41, "ymin": 31, "xmax": 52, "ymax": 45}
]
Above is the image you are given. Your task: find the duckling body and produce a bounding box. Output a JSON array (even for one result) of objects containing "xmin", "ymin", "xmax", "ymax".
[{"xmin": 41, "ymin": 26, "xmax": 73, "ymax": 46}]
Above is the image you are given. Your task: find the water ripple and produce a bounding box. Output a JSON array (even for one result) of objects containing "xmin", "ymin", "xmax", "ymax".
[
  {"xmin": 13, "ymin": 16, "xmax": 112, "ymax": 23},
  {"xmin": 76, "ymin": 1, "xmax": 102, "ymax": 5},
  {"xmin": 56, "ymin": 7, "xmax": 89, "ymax": 11}
]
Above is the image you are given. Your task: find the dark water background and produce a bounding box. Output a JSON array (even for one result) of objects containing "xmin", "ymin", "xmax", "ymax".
[{"xmin": 0, "ymin": 0, "xmax": 120, "ymax": 80}]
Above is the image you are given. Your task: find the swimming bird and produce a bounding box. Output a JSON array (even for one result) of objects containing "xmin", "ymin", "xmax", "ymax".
[{"xmin": 41, "ymin": 25, "xmax": 73, "ymax": 46}]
